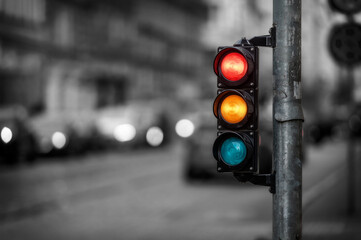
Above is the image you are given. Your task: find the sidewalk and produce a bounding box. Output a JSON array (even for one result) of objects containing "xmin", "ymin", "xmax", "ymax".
[
  {"xmin": 303, "ymin": 142, "xmax": 361, "ymax": 240},
  {"xmin": 304, "ymin": 214, "xmax": 361, "ymax": 240}
]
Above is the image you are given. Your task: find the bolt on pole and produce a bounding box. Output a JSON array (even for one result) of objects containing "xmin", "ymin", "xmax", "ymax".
[{"xmin": 273, "ymin": 0, "xmax": 303, "ymax": 239}]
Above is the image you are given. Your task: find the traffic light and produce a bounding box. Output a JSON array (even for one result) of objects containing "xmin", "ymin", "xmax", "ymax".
[
  {"xmin": 329, "ymin": 0, "xmax": 361, "ymax": 15},
  {"xmin": 328, "ymin": 0, "xmax": 361, "ymax": 66},
  {"xmin": 212, "ymin": 39, "xmax": 259, "ymax": 174}
]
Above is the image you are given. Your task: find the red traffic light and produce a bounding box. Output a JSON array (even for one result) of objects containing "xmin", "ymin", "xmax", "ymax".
[
  {"xmin": 213, "ymin": 47, "xmax": 254, "ymax": 86},
  {"xmin": 220, "ymin": 52, "xmax": 248, "ymax": 81}
]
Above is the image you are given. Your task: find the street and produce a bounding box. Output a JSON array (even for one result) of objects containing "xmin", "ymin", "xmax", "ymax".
[
  {"xmin": 0, "ymin": 140, "xmax": 360, "ymax": 240},
  {"xmin": 0, "ymin": 0, "xmax": 360, "ymax": 240}
]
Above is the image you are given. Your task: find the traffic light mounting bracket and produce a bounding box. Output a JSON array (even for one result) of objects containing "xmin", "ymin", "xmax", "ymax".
[
  {"xmin": 234, "ymin": 172, "xmax": 276, "ymax": 194},
  {"xmin": 230, "ymin": 27, "xmax": 276, "ymax": 193},
  {"xmin": 234, "ymin": 26, "xmax": 276, "ymax": 48}
]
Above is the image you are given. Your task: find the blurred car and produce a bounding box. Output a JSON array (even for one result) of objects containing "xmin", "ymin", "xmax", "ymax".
[
  {"xmin": 30, "ymin": 112, "xmax": 94, "ymax": 157},
  {"xmin": 305, "ymin": 121, "xmax": 335, "ymax": 144},
  {"xmin": 0, "ymin": 106, "xmax": 37, "ymax": 165},
  {"xmin": 178, "ymin": 110, "xmax": 216, "ymax": 180},
  {"xmin": 304, "ymin": 111, "xmax": 349, "ymax": 145},
  {"xmin": 93, "ymin": 101, "xmax": 171, "ymax": 150}
]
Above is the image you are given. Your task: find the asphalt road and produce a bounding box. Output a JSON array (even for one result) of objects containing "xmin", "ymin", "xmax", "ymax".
[{"xmin": 0, "ymin": 140, "xmax": 360, "ymax": 240}]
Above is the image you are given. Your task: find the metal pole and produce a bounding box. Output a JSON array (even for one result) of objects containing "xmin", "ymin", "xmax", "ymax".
[
  {"xmin": 273, "ymin": 0, "xmax": 303, "ymax": 239},
  {"xmin": 346, "ymin": 67, "xmax": 355, "ymax": 216}
]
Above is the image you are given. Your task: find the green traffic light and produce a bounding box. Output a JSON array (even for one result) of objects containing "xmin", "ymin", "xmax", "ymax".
[{"xmin": 220, "ymin": 137, "xmax": 247, "ymax": 166}]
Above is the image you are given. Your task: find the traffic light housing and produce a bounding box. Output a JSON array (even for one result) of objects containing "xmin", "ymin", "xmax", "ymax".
[
  {"xmin": 329, "ymin": 0, "xmax": 361, "ymax": 15},
  {"xmin": 212, "ymin": 40, "xmax": 259, "ymax": 174}
]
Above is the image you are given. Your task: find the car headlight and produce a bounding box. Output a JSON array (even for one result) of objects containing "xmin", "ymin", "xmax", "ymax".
[
  {"xmin": 52, "ymin": 131, "xmax": 67, "ymax": 149},
  {"xmin": 1, "ymin": 127, "xmax": 13, "ymax": 144},
  {"xmin": 146, "ymin": 126, "xmax": 164, "ymax": 147},
  {"xmin": 113, "ymin": 124, "xmax": 136, "ymax": 142},
  {"xmin": 175, "ymin": 119, "xmax": 195, "ymax": 138}
]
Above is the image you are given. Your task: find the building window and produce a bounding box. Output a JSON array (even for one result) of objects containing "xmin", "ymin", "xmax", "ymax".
[
  {"xmin": 0, "ymin": 0, "xmax": 46, "ymax": 24},
  {"xmin": 53, "ymin": 9, "xmax": 73, "ymax": 47},
  {"xmin": 96, "ymin": 78, "xmax": 126, "ymax": 108}
]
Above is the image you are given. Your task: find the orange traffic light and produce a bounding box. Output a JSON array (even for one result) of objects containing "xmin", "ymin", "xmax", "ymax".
[
  {"xmin": 220, "ymin": 94, "xmax": 247, "ymax": 124},
  {"xmin": 213, "ymin": 90, "xmax": 254, "ymax": 130}
]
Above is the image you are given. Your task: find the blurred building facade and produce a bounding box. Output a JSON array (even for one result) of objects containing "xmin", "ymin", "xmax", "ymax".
[
  {"xmin": 1, "ymin": 0, "xmax": 361, "ymax": 119},
  {"xmin": 0, "ymin": 0, "xmax": 211, "ymax": 115}
]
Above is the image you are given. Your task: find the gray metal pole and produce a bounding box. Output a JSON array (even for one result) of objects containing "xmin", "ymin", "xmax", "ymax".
[
  {"xmin": 346, "ymin": 67, "xmax": 356, "ymax": 216},
  {"xmin": 273, "ymin": 0, "xmax": 303, "ymax": 239}
]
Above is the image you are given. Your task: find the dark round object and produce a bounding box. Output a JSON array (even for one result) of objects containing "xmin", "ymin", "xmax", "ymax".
[
  {"xmin": 329, "ymin": 0, "xmax": 361, "ymax": 15},
  {"xmin": 329, "ymin": 23, "xmax": 361, "ymax": 66}
]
